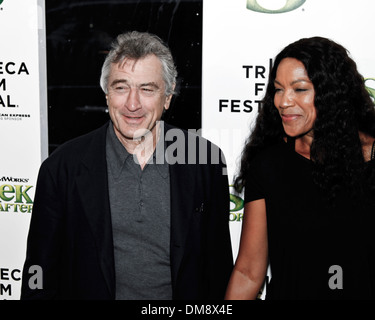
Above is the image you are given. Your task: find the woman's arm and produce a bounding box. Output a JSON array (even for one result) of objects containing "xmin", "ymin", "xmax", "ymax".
[{"xmin": 225, "ymin": 199, "xmax": 268, "ymax": 300}]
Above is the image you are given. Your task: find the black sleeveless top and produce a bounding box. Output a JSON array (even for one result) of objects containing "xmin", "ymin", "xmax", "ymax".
[{"xmin": 245, "ymin": 140, "xmax": 375, "ymax": 299}]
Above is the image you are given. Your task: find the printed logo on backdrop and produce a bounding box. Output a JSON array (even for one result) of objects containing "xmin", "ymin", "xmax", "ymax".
[
  {"xmin": 229, "ymin": 186, "xmax": 243, "ymax": 223},
  {"xmin": 0, "ymin": 176, "xmax": 33, "ymax": 213},
  {"xmin": 0, "ymin": 61, "xmax": 31, "ymax": 121},
  {"xmin": 219, "ymin": 59, "xmax": 272, "ymax": 115},
  {"xmin": 0, "ymin": 265, "xmax": 42, "ymax": 298},
  {"xmin": 0, "ymin": 267, "xmax": 21, "ymax": 297},
  {"xmin": 365, "ymin": 78, "xmax": 375, "ymax": 102},
  {"xmin": 246, "ymin": 0, "xmax": 306, "ymax": 14}
]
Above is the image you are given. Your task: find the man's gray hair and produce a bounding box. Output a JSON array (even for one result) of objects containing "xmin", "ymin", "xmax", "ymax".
[{"xmin": 100, "ymin": 31, "xmax": 177, "ymax": 96}]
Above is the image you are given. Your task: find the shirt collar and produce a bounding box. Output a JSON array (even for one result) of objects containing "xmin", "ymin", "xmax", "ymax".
[
  {"xmin": 106, "ymin": 121, "xmax": 169, "ymax": 178},
  {"xmin": 106, "ymin": 123, "xmax": 132, "ymax": 177}
]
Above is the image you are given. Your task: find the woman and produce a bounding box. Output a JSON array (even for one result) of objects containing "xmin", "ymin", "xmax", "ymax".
[{"xmin": 225, "ymin": 37, "xmax": 375, "ymax": 300}]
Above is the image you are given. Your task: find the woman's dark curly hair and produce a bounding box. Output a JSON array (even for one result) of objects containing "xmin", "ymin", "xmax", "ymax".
[{"xmin": 234, "ymin": 36, "xmax": 375, "ymax": 202}]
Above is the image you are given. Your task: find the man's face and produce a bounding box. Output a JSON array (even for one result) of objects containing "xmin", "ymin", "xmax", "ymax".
[{"xmin": 106, "ymin": 54, "xmax": 173, "ymax": 146}]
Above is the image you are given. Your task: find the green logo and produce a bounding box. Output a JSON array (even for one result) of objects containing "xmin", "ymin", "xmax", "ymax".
[
  {"xmin": 0, "ymin": 0, "xmax": 4, "ymax": 5},
  {"xmin": 365, "ymin": 78, "xmax": 375, "ymax": 102},
  {"xmin": 230, "ymin": 193, "xmax": 244, "ymax": 212},
  {"xmin": 0, "ymin": 184, "xmax": 33, "ymax": 213},
  {"xmin": 229, "ymin": 186, "xmax": 244, "ymax": 222},
  {"xmin": 246, "ymin": 0, "xmax": 306, "ymax": 14}
]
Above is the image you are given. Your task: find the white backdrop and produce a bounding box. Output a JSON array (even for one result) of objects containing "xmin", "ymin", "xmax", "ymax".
[
  {"xmin": 1, "ymin": 0, "xmax": 375, "ymax": 301},
  {"xmin": 202, "ymin": 0, "xmax": 375, "ymax": 266},
  {"xmin": 0, "ymin": 0, "xmax": 47, "ymax": 299}
]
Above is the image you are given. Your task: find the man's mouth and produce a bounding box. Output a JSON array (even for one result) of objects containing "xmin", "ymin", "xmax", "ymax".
[{"xmin": 124, "ymin": 115, "xmax": 144, "ymax": 121}]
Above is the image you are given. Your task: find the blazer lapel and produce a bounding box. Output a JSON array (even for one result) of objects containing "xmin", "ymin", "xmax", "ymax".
[
  {"xmin": 165, "ymin": 123, "xmax": 196, "ymax": 288},
  {"xmin": 75, "ymin": 123, "xmax": 116, "ymax": 298}
]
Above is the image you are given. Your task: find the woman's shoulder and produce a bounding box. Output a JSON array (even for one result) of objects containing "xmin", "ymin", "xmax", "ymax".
[
  {"xmin": 252, "ymin": 140, "xmax": 288, "ymax": 162},
  {"xmin": 246, "ymin": 141, "xmax": 289, "ymax": 178}
]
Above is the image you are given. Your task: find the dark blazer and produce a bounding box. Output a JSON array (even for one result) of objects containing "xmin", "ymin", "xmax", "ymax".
[{"xmin": 21, "ymin": 122, "xmax": 233, "ymax": 300}]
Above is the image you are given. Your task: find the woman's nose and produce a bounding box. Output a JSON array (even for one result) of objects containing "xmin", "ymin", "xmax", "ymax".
[{"xmin": 279, "ymin": 91, "xmax": 294, "ymax": 109}]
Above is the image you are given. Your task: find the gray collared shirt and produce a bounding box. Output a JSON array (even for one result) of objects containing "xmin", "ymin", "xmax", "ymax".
[{"xmin": 106, "ymin": 123, "xmax": 172, "ymax": 300}]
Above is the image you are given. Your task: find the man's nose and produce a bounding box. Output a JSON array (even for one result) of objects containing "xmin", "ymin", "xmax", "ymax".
[{"xmin": 126, "ymin": 88, "xmax": 141, "ymax": 110}]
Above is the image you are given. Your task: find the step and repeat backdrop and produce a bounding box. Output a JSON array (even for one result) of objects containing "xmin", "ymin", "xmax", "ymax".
[
  {"xmin": 202, "ymin": 0, "xmax": 375, "ymax": 264},
  {"xmin": 0, "ymin": 0, "xmax": 47, "ymax": 299},
  {"xmin": 1, "ymin": 0, "xmax": 375, "ymax": 300}
]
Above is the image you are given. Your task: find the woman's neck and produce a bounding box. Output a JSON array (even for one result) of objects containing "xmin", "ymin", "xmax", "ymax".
[
  {"xmin": 359, "ymin": 131, "xmax": 375, "ymax": 162},
  {"xmin": 287, "ymin": 132, "xmax": 314, "ymax": 160}
]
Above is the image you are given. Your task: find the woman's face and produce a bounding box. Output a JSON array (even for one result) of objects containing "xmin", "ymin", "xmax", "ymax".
[{"xmin": 274, "ymin": 58, "xmax": 317, "ymax": 138}]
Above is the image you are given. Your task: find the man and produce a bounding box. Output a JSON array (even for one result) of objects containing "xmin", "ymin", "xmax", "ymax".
[{"xmin": 21, "ymin": 31, "xmax": 233, "ymax": 300}]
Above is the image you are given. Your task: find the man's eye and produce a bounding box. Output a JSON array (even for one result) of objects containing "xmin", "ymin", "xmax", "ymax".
[
  {"xmin": 141, "ymin": 87, "xmax": 156, "ymax": 95},
  {"xmin": 115, "ymin": 86, "xmax": 126, "ymax": 91}
]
